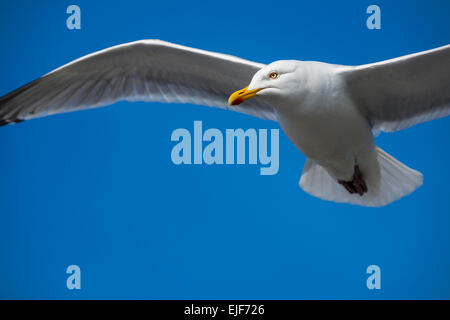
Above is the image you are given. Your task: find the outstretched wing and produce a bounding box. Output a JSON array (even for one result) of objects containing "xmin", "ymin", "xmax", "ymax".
[
  {"xmin": 0, "ymin": 40, "xmax": 276, "ymax": 126},
  {"xmin": 342, "ymin": 44, "xmax": 450, "ymax": 132}
]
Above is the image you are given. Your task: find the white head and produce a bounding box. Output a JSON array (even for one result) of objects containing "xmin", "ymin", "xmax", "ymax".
[{"xmin": 228, "ymin": 60, "xmax": 304, "ymax": 107}]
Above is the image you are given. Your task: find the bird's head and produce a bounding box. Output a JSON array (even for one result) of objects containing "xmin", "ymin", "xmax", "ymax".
[{"xmin": 228, "ymin": 60, "xmax": 301, "ymax": 107}]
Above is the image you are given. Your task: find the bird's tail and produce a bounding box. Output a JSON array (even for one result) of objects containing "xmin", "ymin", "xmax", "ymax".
[{"xmin": 299, "ymin": 147, "xmax": 423, "ymax": 207}]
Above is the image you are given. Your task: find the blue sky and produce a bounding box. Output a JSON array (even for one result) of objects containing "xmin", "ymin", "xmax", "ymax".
[{"xmin": 0, "ymin": 0, "xmax": 449, "ymax": 299}]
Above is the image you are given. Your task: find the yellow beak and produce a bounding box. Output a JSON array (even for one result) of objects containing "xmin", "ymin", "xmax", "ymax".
[{"xmin": 228, "ymin": 86, "xmax": 261, "ymax": 106}]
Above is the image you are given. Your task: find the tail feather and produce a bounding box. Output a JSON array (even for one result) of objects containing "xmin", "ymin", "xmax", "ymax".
[{"xmin": 299, "ymin": 147, "xmax": 423, "ymax": 207}]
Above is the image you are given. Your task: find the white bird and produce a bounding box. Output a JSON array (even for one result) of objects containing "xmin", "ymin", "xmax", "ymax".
[{"xmin": 1, "ymin": 40, "xmax": 449, "ymax": 206}]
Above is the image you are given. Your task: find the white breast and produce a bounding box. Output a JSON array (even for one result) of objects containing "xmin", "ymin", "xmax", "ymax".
[{"xmin": 274, "ymin": 64, "xmax": 376, "ymax": 181}]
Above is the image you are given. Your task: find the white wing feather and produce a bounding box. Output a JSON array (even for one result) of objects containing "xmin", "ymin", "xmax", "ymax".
[
  {"xmin": 342, "ymin": 44, "xmax": 450, "ymax": 132},
  {"xmin": 0, "ymin": 40, "xmax": 276, "ymax": 125}
]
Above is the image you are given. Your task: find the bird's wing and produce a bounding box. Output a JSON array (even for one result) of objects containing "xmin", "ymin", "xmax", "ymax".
[
  {"xmin": 341, "ymin": 44, "xmax": 450, "ymax": 132},
  {"xmin": 0, "ymin": 40, "xmax": 276, "ymax": 126}
]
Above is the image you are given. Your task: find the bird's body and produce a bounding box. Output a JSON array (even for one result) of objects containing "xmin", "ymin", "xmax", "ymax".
[
  {"xmin": 270, "ymin": 61, "xmax": 375, "ymax": 182},
  {"xmin": 1, "ymin": 40, "xmax": 449, "ymax": 206}
]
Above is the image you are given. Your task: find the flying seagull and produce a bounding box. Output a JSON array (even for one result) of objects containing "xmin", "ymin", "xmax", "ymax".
[{"xmin": 1, "ymin": 40, "xmax": 449, "ymax": 207}]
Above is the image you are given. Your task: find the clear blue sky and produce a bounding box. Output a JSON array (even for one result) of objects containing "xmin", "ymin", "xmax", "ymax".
[{"xmin": 0, "ymin": 0, "xmax": 449, "ymax": 299}]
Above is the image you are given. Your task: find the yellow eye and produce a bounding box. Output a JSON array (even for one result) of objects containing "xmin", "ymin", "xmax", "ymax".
[{"xmin": 269, "ymin": 72, "xmax": 278, "ymax": 79}]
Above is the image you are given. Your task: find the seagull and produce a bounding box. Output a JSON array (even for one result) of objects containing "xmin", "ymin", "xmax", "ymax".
[{"xmin": 1, "ymin": 40, "xmax": 449, "ymax": 207}]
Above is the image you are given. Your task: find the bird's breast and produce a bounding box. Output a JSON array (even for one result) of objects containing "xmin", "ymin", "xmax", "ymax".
[{"xmin": 276, "ymin": 95, "xmax": 374, "ymax": 162}]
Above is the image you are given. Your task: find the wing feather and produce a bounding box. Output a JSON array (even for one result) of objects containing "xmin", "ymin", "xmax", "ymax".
[
  {"xmin": 342, "ymin": 44, "xmax": 450, "ymax": 132},
  {"xmin": 0, "ymin": 40, "xmax": 276, "ymax": 126}
]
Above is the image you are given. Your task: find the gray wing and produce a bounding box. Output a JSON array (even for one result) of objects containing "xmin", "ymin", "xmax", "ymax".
[
  {"xmin": 0, "ymin": 40, "xmax": 276, "ymax": 126},
  {"xmin": 342, "ymin": 44, "xmax": 450, "ymax": 132}
]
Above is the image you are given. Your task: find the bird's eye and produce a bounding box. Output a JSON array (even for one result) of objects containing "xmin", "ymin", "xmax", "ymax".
[{"xmin": 269, "ymin": 72, "xmax": 279, "ymax": 79}]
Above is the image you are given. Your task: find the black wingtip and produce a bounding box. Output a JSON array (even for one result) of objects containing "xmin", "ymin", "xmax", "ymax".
[
  {"xmin": 0, "ymin": 75, "xmax": 45, "ymax": 127},
  {"xmin": 0, "ymin": 118, "xmax": 24, "ymax": 126}
]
